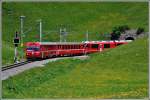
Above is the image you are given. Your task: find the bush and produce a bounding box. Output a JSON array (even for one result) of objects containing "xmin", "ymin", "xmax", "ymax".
[
  {"xmin": 111, "ymin": 25, "xmax": 130, "ymax": 40},
  {"xmin": 136, "ymin": 27, "xmax": 144, "ymax": 35}
]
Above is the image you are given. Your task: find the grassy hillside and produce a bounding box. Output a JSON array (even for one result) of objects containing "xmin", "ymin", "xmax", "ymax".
[
  {"xmin": 2, "ymin": 37, "xmax": 148, "ymax": 98},
  {"xmin": 2, "ymin": 2, "xmax": 148, "ymax": 65}
]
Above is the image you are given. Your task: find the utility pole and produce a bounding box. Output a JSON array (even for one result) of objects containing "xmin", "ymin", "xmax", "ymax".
[
  {"xmin": 37, "ymin": 19, "xmax": 42, "ymax": 42},
  {"xmin": 86, "ymin": 30, "xmax": 89, "ymax": 41},
  {"xmin": 59, "ymin": 24, "xmax": 68, "ymax": 42},
  {"xmin": 39, "ymin": 19, "xmax": 42, "ymax": 42},
  {"xmin": 20, "ymin": 15, "xmax": 25, "ymax": 47},
  {"xmin": 64, "ymin": 28, "xmax": 67, "ymax": 42},
  {"xmin": 14, "ymin": 31, "xmax": 20, "ymax": 63},
  {"xmin": 59, "ymin": 28, "xmax": 62, "ymax": 42}
]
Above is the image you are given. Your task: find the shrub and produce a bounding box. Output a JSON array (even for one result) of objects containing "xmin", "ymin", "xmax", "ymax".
[{"xmin": 136, "ymin": 27, "xmax": 144, "ymax": 35}]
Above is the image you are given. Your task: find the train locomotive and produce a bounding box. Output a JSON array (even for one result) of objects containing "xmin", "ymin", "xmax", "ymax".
[{"xmin": 25, "ymin": 40, "xmax": 131, "ymax": 60}]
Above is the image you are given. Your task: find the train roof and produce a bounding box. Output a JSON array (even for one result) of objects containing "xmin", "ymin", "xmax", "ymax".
[
  {"xmin": 26, "ymin": 40, "xmax": 132, "ymax": 46},
  {"xmin": 40, "ymin": 42, "xmax": 84, "ymax": 45},
  {"xmin": 26, "ymin": 42, "xmax": 84, "ymax": 46}
]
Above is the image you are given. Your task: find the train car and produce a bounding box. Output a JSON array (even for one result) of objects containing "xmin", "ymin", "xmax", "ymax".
[
  {"xmin": 26, "ymin": 42, "xmax": 86, "ymax": 59},
  {"xmin": 25, "ymin": 40, "xmax": 131, "ymax": 60}
]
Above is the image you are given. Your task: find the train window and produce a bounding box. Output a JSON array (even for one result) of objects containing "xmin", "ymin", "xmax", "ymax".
[
  {"xmin": 92, "ymin": 44, "xmax": 98, "ymax": 49},
  {"xmin": 63, "ymin": 45, "xmax": 65, "ymax": 49},
  {"xmin": 64, "ymin": 45, "xmax": 66, "ymax": 49},
  {"xmin": 67, "ymin": 45, "xmax": 69, "ymax": 49},
  {"xmin": 104, "ymin": 44, "xmax": 110, "ymax": 48},
  {"xmin": 66, "ymin": 45, "xmax": 67, "ymax": 49}
]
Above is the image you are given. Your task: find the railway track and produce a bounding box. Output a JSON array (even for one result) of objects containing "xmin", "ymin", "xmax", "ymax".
[{"xmin": 2, "ymin": 61, "xmax": 32, "ymax": 71}]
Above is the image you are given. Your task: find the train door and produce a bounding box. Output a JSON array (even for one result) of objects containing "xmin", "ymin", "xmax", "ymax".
[
  {"xmin": 84, "ymin": 43, "xmax": 90, "ymax": 54},
  {"xmin": 99, "ymin": 43, "xmax": 103, "ymax": 52},
  {"xmin": 40, "ymin": 45, "xmax": 45, "ymax": 58}
]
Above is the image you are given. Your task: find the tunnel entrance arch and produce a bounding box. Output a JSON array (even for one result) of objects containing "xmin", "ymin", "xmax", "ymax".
[{"xmin": 125, "ymin": 37, "xmax": 134, "ymax": 40}]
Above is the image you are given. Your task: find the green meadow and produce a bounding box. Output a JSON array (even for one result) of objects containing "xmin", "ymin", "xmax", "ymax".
[{"xmin": 2, "ymin": 2, "xmax": 148, "ymax": 65}]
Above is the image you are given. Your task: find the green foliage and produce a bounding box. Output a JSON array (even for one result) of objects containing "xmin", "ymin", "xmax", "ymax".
[
  {"xmin": 118, "ymin": 25, "xmax": 130, "ymax": 33},
  {"xmin": 111, "ymin": 25, "xmax": 130, "ymax": 40},
  {"xmin": 2, "ymin": 37, "xmax": 148, "ymax": 98},
  {"xmin": 112, "ymin": 25, "xmax": 130, "ymax": 35},
  {"xmin": 136, "ymin": 27, "xmax": 145, "ymax": 35}
]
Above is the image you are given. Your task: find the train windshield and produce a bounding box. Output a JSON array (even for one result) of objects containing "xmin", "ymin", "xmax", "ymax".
[{"xmin": 27, "ymin": 47, "xmax": 40, "ymax": 51}]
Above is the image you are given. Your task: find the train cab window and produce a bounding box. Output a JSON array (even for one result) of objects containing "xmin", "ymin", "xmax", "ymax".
[
  {"xmin": 27, "ymin": 47, "xmax": 40, "ymax": 51},
  {"xmin": 104, "ymin": 44, "xmax": 110, "ymax": 48},
  {"xmin": 92, "ymin": 44, "xmax": 98, "ymax": 49}
]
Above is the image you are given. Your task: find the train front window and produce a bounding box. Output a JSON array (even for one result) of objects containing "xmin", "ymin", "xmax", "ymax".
[{"xmin": 27, "ymin": 47, "xmax": 40, "ymax": 51}]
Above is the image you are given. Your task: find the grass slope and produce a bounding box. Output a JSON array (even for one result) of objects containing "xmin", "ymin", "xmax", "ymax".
[
  {"xmin": 2, "ymin": 2, "xmax": 148, "ymax": 65},
  {"xmin": 2, "ymin": 37, "xmax": 148, "ymax": 98}
]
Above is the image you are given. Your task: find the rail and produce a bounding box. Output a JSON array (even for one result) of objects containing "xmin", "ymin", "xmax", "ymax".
[{"xmin": 2, "ymin": 61, "xmax": 32, "ymax": 71}]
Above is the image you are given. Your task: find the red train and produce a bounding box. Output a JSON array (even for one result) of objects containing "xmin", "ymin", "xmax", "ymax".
[{"xmin": 25, "ymin": 40, "xmax": 131, "ymax": 60}]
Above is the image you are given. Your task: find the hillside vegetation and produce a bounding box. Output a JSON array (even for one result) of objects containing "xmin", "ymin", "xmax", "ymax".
[
  {"xmin": 2, "ymin": 37, "xmax": 148, "ymax": 98},
  {"xmin": 2, "ymin": 2, "xmax": 148, "ymax": 65}
]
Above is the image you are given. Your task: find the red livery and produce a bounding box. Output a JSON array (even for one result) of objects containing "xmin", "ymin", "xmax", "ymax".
[{"xmin": 25, "ymin": 40, "xmax": 131, "ymax": 60}]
